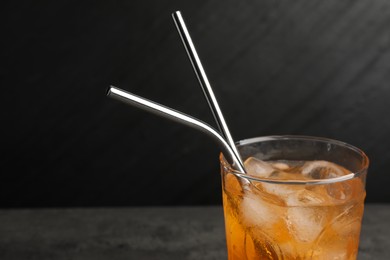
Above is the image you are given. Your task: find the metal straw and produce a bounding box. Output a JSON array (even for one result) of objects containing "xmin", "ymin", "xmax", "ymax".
[
  {"xmin": 107, "ymin": 86, "xmax": 245, "ymax": 172},
  {"xmin": 172, "ymin": 11, "xmax": 244, "ymax": 171}
]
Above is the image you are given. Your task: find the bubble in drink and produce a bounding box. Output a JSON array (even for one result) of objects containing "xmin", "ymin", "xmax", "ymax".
[{"xmin": 221, "ymin": 158, "xmax": 366, "ymax": 259}]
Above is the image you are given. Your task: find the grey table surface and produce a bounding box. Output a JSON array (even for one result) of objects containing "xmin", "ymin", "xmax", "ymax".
[{"xmin": 0, "ymin": 204, "xmax": 388, "ymax": 260}]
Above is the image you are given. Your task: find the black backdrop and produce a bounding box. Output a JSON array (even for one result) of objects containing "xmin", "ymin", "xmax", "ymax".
[{"xmin": 2, "ymin": 0, "xmax": 390, "ymax": 207}]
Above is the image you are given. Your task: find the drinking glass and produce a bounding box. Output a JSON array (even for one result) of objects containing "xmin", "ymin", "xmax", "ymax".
[{"xmin": 220, "ymin": 135, "xmax": 369, "ymax": 259}]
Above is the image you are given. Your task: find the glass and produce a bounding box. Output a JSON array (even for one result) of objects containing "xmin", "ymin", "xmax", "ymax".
[{"xmin": 220, "ymin": 136, "xmax": 369, "ymax": 260}]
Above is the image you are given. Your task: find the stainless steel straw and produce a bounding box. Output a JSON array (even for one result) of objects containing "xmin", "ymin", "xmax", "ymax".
[
  {"xmin": 107, "ymin": 86, "xmax": 245, "ymax": 172},
  {"xmin": 172, "ymin": 11, "xmax": 245, "ymax": 171}
]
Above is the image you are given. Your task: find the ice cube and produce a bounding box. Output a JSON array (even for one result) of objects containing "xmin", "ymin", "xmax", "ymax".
[
  {"xmin": 272, "ymin": 162, "xmax": 290, "ymax": 170},
  {"xmin": 326, "ymin": 182, "xmax": 351, "ymax": 200},
  {"xmin": 259, "ymin": 172, "xmax": 307, "ymax": 200},
  {"xmin": 285, "ymin": 189, "xmax": 327, "ymax": 207},
  {"xmin": 311, "ymin": 215, "xmax": 362, "ymax": 259},
  {"xmin": 283, "ymin": 185, "xmax": 332, "ymax": 242},
  {"xmin": 244, "ymin": 157, "xmax": 275, "ymax": 178},
  {"xmin": 241, "ymin": 191, "xmax": 281, "ymax": 227},
  {"xmin": 286, "ymin": 206, "xmax": 327, "ymax": 243},
  {"xmin": 261, "ymin": 182, "xmax": 301, "ymax": 198},
  {"xmin": 282, "ymin": 187, "xmax": 329, "ymax": 242},
  {"xmin": 302, "ymin": 160, "xmax": 346, "ymax": 179},
  {"xmin": 331, "ymin": 203, "xmax": 364, "ymax": 238},
  {"xmin": 327, "ymin": 177, "xmax": 365, "ymax": 201}
]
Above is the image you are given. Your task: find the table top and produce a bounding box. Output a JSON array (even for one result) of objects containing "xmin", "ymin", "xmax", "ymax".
[{"xmin": 0, "ymin": 204, "xmax": 389, "ymax": 260}]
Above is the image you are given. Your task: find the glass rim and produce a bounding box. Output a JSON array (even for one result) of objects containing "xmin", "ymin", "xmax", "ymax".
[{"xmin": 220, "ymin": 135, "xmax": 369, "ymax": 185}]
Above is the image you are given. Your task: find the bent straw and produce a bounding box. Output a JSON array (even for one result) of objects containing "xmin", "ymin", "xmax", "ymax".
[
  {"xmin": 172, "ymin": 11, "xmax": 245, "ymax": 172},
  {"xmin": 107, "ymin": 86, "xmax": 245, "ymax": 172}
]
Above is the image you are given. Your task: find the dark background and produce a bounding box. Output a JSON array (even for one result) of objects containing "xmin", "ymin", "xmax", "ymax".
[{"xmin": 1, "ymin": 0, "xmax": 389, "ymax": 207}]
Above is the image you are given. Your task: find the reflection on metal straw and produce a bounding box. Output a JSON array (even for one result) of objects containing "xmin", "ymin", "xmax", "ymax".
[
  {"xmin": 107, "ymin": 86, "xmax": 245, "ymax": 173},
  {"xmin": 172, "ymin": 11, "xmax": 245, "ymax": 171}
]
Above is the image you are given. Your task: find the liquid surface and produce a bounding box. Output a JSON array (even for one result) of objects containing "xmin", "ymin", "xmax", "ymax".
[{"xmin": 222, "ymin": 158, "xmax": 366, "ymax": 260}]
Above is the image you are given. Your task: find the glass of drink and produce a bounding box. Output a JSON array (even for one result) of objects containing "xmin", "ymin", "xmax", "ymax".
[{"xmin": 220, "ymin": 135, "xmax": 369, "ymax": 259}]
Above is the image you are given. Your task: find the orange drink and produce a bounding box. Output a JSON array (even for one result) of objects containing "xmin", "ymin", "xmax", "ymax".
[{"xmin": 220, "ymin": 136, "xmax": 368, "ymax": 259}]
